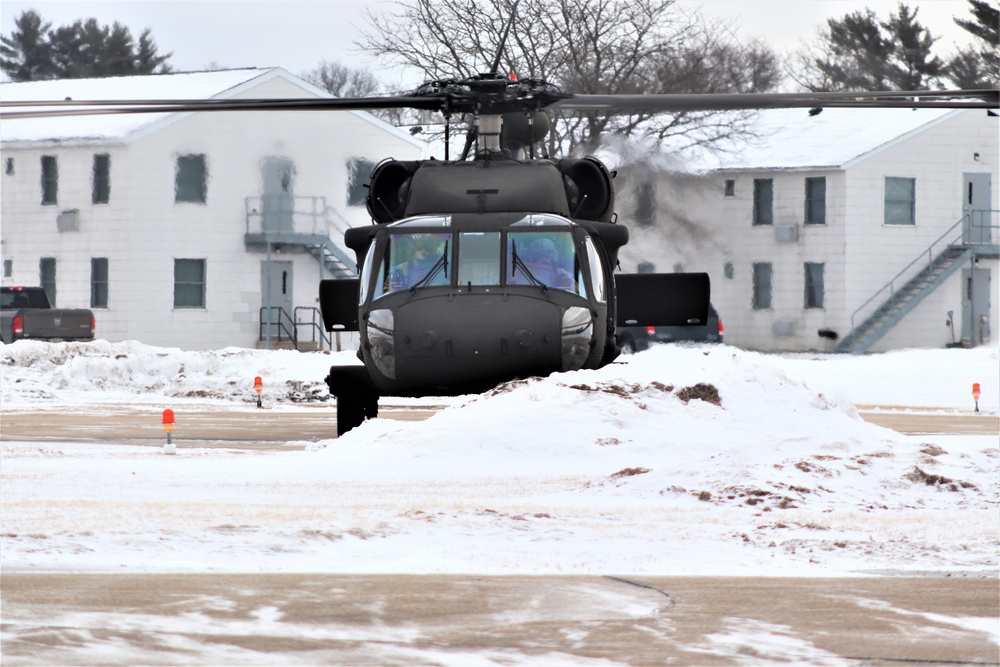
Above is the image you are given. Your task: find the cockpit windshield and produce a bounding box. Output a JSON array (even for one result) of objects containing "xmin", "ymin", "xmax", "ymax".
[
  {"xmin": 371, "ymin": 215, "xmax": 588, "ymax": 299},
  {"xmin": 507, "ymin": 230, "xmax": 581, "ymax": 292},
  {"xmin": 374, "ymin": 232, "xmax": 451, "ymax": 297}
]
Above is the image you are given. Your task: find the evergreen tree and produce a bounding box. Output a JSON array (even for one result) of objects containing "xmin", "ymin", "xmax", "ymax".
[
  {"xmin": 949, "ymin": 0, "xmax": 999, "ymax": 88},
  {"xmin": 1, "ymin": 10, "xmax": 173, "ymax": 81},
  {"xmin": 0, "ymin": 10, "xmax": 54, "ymax": 81},
  {"xmin": 792, "ymin": 2, "xmax": 946, "ymax": 91}
]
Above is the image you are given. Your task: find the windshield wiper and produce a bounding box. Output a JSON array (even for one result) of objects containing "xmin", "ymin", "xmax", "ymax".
[
  {"xmin": 510, "ymin": 240, "xmax": 548, "ymax": 290},
  {"xmin": 411, "ymin": 241, "xmax": 449, "ymax": 291}
]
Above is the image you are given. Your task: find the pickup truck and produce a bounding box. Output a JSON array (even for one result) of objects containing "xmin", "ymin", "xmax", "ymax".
[{"xmin": 0, "ymin": 286, "xmax": 95, "ymax": 343}]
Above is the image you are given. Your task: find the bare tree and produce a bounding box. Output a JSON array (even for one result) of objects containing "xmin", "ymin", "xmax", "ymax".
[
  {"xmin": 357, "ymin": 0, "xmax": 782, "ymax": 156},
  {"xmin": 300, "ymin": 60, "xmax": 384, "ymax": 98}
]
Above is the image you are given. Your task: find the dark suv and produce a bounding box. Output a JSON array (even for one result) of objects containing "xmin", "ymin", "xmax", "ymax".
[{"xmin": 617, "ymin": 303, "xmax": 724, "ymax": 353}]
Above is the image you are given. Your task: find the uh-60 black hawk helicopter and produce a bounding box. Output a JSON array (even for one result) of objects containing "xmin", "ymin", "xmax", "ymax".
[
  {"xmin": 4, "ymin": 34, "xmax": 996, "ymax": 436},
  {"xmin": 311, "ymin": 69, "xmax": 995, "ymax": 434}
]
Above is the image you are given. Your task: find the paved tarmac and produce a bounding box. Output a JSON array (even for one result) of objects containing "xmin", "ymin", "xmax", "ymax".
[
  {"xmin": 1, "ymin": 405, "xmax": 997, "ymax": 665},
  {"xmin": 2, "ymin": 573, "xmax": 997, "ymax": 665},
  {"xmin": 1, "ymin": 403, "xmax": 996, "ymax": 450}
]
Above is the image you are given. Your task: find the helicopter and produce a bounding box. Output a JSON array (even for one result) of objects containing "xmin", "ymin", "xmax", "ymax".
[
  {"xmin": 311, "ymin": 75, "xmax": 996, "ymax": 434},
  {"xmin": 3, "ymin": 30, "xmax": 996, "ymax": 436}
]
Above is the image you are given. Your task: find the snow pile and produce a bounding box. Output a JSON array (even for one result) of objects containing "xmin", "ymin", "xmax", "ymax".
[
  {"xmin": 331, "ymin": 345, "xmax": 996, "ymax": 513},
  {"xmin": 1, "ymin": 339, "xmax": 347, "ymax": 405},
  {"xmin": 1, "ymin": 339, "xmax": 997, "ymax": 575}
]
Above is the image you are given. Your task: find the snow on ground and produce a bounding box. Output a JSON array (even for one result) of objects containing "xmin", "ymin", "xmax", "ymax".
[{"xmin": 0, "ymin": 339, "xmax": 997, "ymax": 577}]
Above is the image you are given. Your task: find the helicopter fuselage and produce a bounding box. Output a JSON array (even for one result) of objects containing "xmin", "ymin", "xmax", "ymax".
[
  {"xmin": 319, "ymin": 156, "xmax": 709, "ymax": 434},
  {"xmin": 354, "ymin": 211, "xmax": 611, "ymax": 396}
]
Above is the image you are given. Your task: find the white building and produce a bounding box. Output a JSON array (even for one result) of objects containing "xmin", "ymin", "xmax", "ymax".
[
  {"xmin": 1, "ymin": 68, "xmax": 425, "ymax": 350},
  {"xmin": 619, "ymin": 106, "xmax": 999, "ymax": 352}
]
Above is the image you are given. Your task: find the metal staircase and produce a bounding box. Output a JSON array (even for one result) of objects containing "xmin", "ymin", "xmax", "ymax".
[
  {"xmin": 243, "ymin": 195, "xmax": 358, "ymax": 279},
  {"xmin": 834, "ymin": 212, "xmax": 998, "ymax": 354},
  {"xmin": 303, "ymin": 235, "xmax": 356, "ymax": 278}
]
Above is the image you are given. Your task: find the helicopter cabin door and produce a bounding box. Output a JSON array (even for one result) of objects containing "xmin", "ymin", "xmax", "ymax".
[
  {"xmin": 261, "ymin": 260, "xmax": 294, "ymax": 341},
  {"xmin": 262, "ymin": 157, "xmax": 295, "ymax": 234}
]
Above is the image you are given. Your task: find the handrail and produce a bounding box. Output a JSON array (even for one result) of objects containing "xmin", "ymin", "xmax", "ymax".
[
  {"xmin": 848, "ymin": 213, "xmax": 974, "ymax": 332},
  {"xmin": 259, "ymin": 306, "xmax": 296, "ymax": 346},
  {"xmin": 245, "ymin": 195, "xmax": 336, "ymax": 237},
  {"xmin": 293, "ymin": 306, "xmax": 332, "ymax": 350},
  {"xmin": 964, "ymin": 208, "xmax": 1000, "ymax": 243}
]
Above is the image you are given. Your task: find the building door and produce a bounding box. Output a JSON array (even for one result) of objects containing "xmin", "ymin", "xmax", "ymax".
[
  {"xmin": 261, "ymin": 260, "xmax": 294, "ymax": 341},
  {"xmin": 961, "ymin": 266, "xmax": 991, "ymax": 346},
  {"xmin": 262, "ymin": 157, "xmax": 295, "ymax": 234},
  {"xmin": 962, "ymin": 173, "xmax": 992, "ymax": 244}
]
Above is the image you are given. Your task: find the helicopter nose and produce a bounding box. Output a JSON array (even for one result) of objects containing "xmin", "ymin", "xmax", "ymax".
[{"xmin": 414, "ymin": 329, "xmax": 439, "ymax": 351}]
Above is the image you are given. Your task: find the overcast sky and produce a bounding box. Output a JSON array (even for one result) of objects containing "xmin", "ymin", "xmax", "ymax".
[{"xmin": 1, "ymin": 0, "xmax": 984, "ymax": 88}]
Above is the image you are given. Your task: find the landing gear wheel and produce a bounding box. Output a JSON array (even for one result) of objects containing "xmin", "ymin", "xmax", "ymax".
[{"xmin": 336, "ymin": 392, "xmax": 378, "ymax": 437}]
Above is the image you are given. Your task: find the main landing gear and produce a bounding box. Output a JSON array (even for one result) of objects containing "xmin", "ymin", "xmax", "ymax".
[{"xmin": 326, "ymin": 366, "xmax": 380, "ymax": 436}]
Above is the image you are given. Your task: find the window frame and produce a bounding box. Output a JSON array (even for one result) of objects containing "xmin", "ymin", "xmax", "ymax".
[
  {"xmin": 175, "ymin": 154, "xmax": 208, "ymax": 204},
  {"xmin": 634, "ymin": 180, "xmax": 656, "ymax": 227},
  {"xmin": 173, "ymin": 258, "xmax": 207, "ymax": 308},
  {"xmin": 752, "ymin": 261, "xmax": 772, "ymax": 310},
  {"xmin": 804, "ymin": 177, "xmax": 826, "ymax": 225},
  {"xmin": 752, "ymin": 178, "xmax": 773, "ymax": 226},
  {"xmin": 92, "ymin": 153, "xmax": 111, "ymax": 204},
  {"xmin": 884, "ymin": 176, "xmax": 916, "ymax": 225},
  {"xmin": 347, "ymin": 158, "xmax": 376, "ymax": 207},
  {"xmin": 91, "ymin": 257, "xmax": 109, "ymax": 308},
  {"xmin": 41, "ymin": 155, "xmax": 58, "ymax": 205},
  {"xmin": 40, "ymin": 257, "xmax": 57, "ymax": 306},
  {"xmin": 804, "ymin": 262, "xmax": 825, "ymax": 309}
]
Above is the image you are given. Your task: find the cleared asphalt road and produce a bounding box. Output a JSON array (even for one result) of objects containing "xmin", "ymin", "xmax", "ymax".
[
  {"xmin": 1, "ymin": 403, "xmax": 996, "ymax": 450},
  {"xmin": 2, "ymin": 573, "xmax": 997, "ymax": 665}
]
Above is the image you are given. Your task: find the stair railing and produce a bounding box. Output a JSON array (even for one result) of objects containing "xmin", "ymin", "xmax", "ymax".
[
  {"xmin": 293, "ymin": 306, "xmax": 332, "ymax": 350},
  {"xmin": 259, "ymin": 306, "xmax": 296, "ymax": 346},
  {"xmin": 848, "ymin": 216, "xmax": 965, "ymax": 332}
]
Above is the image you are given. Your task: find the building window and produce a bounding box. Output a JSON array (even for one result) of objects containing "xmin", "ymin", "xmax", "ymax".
[
  {"xmin": 752, "ymin": 178, "xmax": 773, "ymax": 225},
  {"xmin": 175, "ymin": 154, "xmax": 207, "ymax": 203},
  {"xmin": 635, "ymin": 181, "xmax": 656, "ymax": 227},
  {"xmin": 884, "ymin": 177, "xmax": 915, "ymax": 225},
  {"xmin": 724, "ymin": 179, "xmax": 735, "ymax": 197},
  {"xmin": 91, "ymin": 258, "xmax": 109, "ymax": 308},
  {"xmin": 804, "ymin": 262, "xmax": 825, "ymax": 309},
  {"xmin": 174, "ymin": 258, "xmax": 206, "ymax": 308},
  {"xmin": 41, "ymin": 155, "xmax": 58, "ymax": 205},
  {"xmin": 92, "ymin": 154, "xmax": 111, "ymax": 204},
  {"xmin": 804, "ymin": 177, "xmax": 826, "ymax": 225},
  {"xmin": 40, "ymin": 257, "xmax": 56, "ymax": 306},
  {"xmin": 347, "ymin": 158, "xmax": 375, "ymax": 207},
  {"xmin": 3, "ymin": 259, "xmax": 12, "ymax": 278},
  {"xmin": 5, "ymin": 158, "xmax": 14, "ymax": 175},
  {"xmin": 752, "ymin": 262, "xmax": 772, "ymax": 310}
]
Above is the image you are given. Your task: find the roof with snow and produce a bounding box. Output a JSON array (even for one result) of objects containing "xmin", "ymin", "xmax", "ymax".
[
  {"xmin": 0, "ymin": 68, "xmax": 424, "ymax": 148},
  {"xmin": 686, "ymin": 106, "xmax": 964, "ymax": 172}
]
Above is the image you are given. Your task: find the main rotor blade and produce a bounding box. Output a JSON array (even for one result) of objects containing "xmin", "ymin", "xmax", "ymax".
[
  {"xmin": 0, "ymin": 95, "xmax": 451, "ymax": 120},
  {"xmin": 4, "ymin": 87, "xmax": 996, "ymax": 121},
  {"xmin": 552, "ymin": 89, "xmax": 1000, "ymax": 112}
]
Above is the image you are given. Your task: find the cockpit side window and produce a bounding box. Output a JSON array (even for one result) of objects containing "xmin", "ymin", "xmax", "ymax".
[
  {"xmin": 584, "ymin": 236, "xmax": 606, "ymax": 302},
  {"xmin": 359, "ymin": 242, "xmax": 377, "ymax": 304}
]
